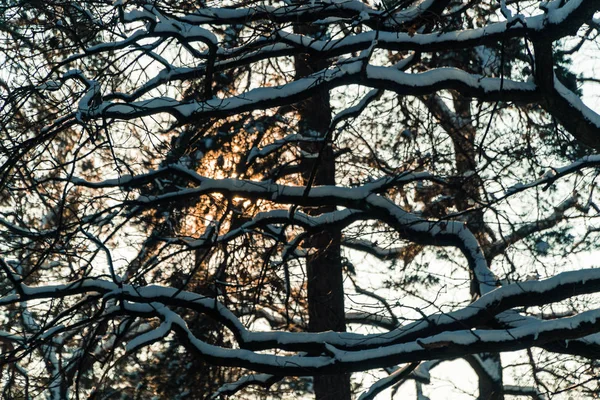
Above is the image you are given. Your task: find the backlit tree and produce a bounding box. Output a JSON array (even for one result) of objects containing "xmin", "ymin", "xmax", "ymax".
[{"xmin": 2, "ymin": 1, "xmax": 600, "ymax": 399}]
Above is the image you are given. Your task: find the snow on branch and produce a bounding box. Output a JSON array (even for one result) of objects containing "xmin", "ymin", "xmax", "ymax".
[
  {"xmin": 210, "ymin": 373, "xmax": 281, "ymax": 399},
  {"xmin": 81, "ymin": 62, "xmax": 538, "ymax": 123},
  {"xmin": 70, "ymin": 166, "xmax": 495, "ymax": 293},
  {"xmin": 5, "ymin": 0, "xmax": 600, "ymax": 396},
  {"xmin": 358, "ymin": 363, "xmax": 419, "ymax": 400},
  {"xmin": 5, "ymin": 267, "xmax": 600, "ymax": 360},
  {"xmin": 125, "ymin": 304, "xmax": 600, "ymax": 375},
  {"xmin": 273, "ymin": 1, "xmax": 589, "ymax": 56},
  {"xmin": 81, "ymin": 0, "xmax": 593, "ymax": 109}
]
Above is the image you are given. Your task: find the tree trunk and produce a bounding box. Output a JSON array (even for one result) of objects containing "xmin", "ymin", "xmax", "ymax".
[
  {"xmin": 466, "ymin": 354, "xmax": 504, "ymax": 400},
  {"xmin": 294, "ymin": 24, "xmax": 352, "ymax": 400}
]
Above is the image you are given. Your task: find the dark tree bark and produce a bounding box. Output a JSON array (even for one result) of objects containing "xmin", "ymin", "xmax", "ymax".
[{"xmin": 294, "ymin": 24, "xmax": 352, "ymax": 400}]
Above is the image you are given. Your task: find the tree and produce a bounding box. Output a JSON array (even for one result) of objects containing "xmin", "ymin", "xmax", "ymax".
[{"xmin": 1, "ymin": 0, "xmax": 600, "ymax": 399}]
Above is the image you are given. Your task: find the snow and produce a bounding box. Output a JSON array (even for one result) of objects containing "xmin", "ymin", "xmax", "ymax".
[
  {"xmin": 77, "ymin": 8, "xmax": 594, "ymax": 124},
  {"xmin": 0, "ymin": 216, "xmax": 54, "ymax": 237},
  {"xmin": 126, "ymin": 318, "xmax": 171, "ymax": 352},
  {"xmin": 545, "ymin": 0, "xmax": 585, "ymax": 24},
  {"xmin": 3, "ymin": 265, "xmax": 600, "ymax": 376},
  {"xmin": 40, "ymin": 325, "xmax": 65, "ymax": 340},
  {"xmin": 539, "ymin": 0, "xmax": 562, "ymax": 13},
  {"xmin": 412, "ymin": 360, "xmax": 438, "ymax": 382},
  {"xmin": 365, "ymin": 194, "xmax": 497, "ymax": 294},
  {"xmin": 367, "ymin": 65, "xmax": 535, "ymax": 93},
  {"xmin": 386, "ymin": 0, "xmax": 436, "ymax": 21},
  {"xmin": 0, "ymin": 330, "xmax": 23, "ymax": 343},
  {"xmin": 273, "ymin": 8, "xmax": 563, "ymax": 55},
  {"xmin": 182, "ymin": 1, "xmax": 372, "ymax": 25},
  {"xmin": 123, "ymin": 9, "xmax": 156, "ymax": 23},
  {"xmin": 82, "ymin": 29, "xmax": 149, "ymax": 55},
  {"xmin": 89, "ymin": 60, "xmax": 534, "ymax": 122},
  {"xmin": 248, "ymin": 134, "xmax": 321, "ymax": 164},
  {"xmin": 152, "ymin": 17, "xmax": 217, "ymax": 46},
  {"xmin": 76, "ymin": 79, "xmax": 101, "ymax": 121},
  {"xmin": 535, "ymin": 240, "xmax": 550, "ymax": 254},
  {"xmin": 499, "ymin": 0, "xmax": 513, "ymax": 20},
  {"xmin": 36, "ymin": 81, "xmax": 62, "ymax": 91},
  {"xmin": 63, "ymin": 69, "xmax": 83, "ymax": 79},
  {"xmin": 7, "ymin": 0, "xmax": 600, "ymax": 390},
  {"xmin": 358, "ymin": 363, "xmax": 416, "ymax": 400},
  {"xmin": 116, "ymin": 2, "xmax": 217, "ymax": 45},
  {"xmin": 80, "ymin": 0, "xmax": 590, "ymax": 123},
  {"xmin": 472, "ymin": 354, "xmax": 501, "ymax": 382},
  {"xmin": 505, "ymin": 182, "xmax": 525, "ymax": 195},
  {"xmin": 554, "ymin": 75, "xmax": 600, "ymax": 130},
  {"xmin": 73, "ymin": 164, "xmax": 495, "ymax": 293},
  {"xmin": 210, "ymin": 374, "xmax": 276, "ymax": 399},
  {"xmin": 331, "ymin": 88, "xmax": 381, "ymax": 127},
  {"xmin": 72, "ymin": 174, "xmax": 132, "ymax": 187},
  {"xmin": 343, "ymin": 238, "xmax": 402, "ymax": 259}
]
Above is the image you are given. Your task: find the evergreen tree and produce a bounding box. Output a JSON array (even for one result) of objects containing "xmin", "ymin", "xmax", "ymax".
[{"xmin": 1, "ymin": 1, "xmax": 600, "ymax": 399}]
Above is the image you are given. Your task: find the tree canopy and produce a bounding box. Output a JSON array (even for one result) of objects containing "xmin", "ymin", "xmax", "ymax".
[{"xmin": 2, "ymin": 0, "xmax": 600, "ymax": 399}]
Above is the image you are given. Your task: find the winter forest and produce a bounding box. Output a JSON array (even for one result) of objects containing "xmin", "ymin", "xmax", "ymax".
[{"xmin": 1, "ymin": 0, "xmax": 600, "ymax": 399}]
